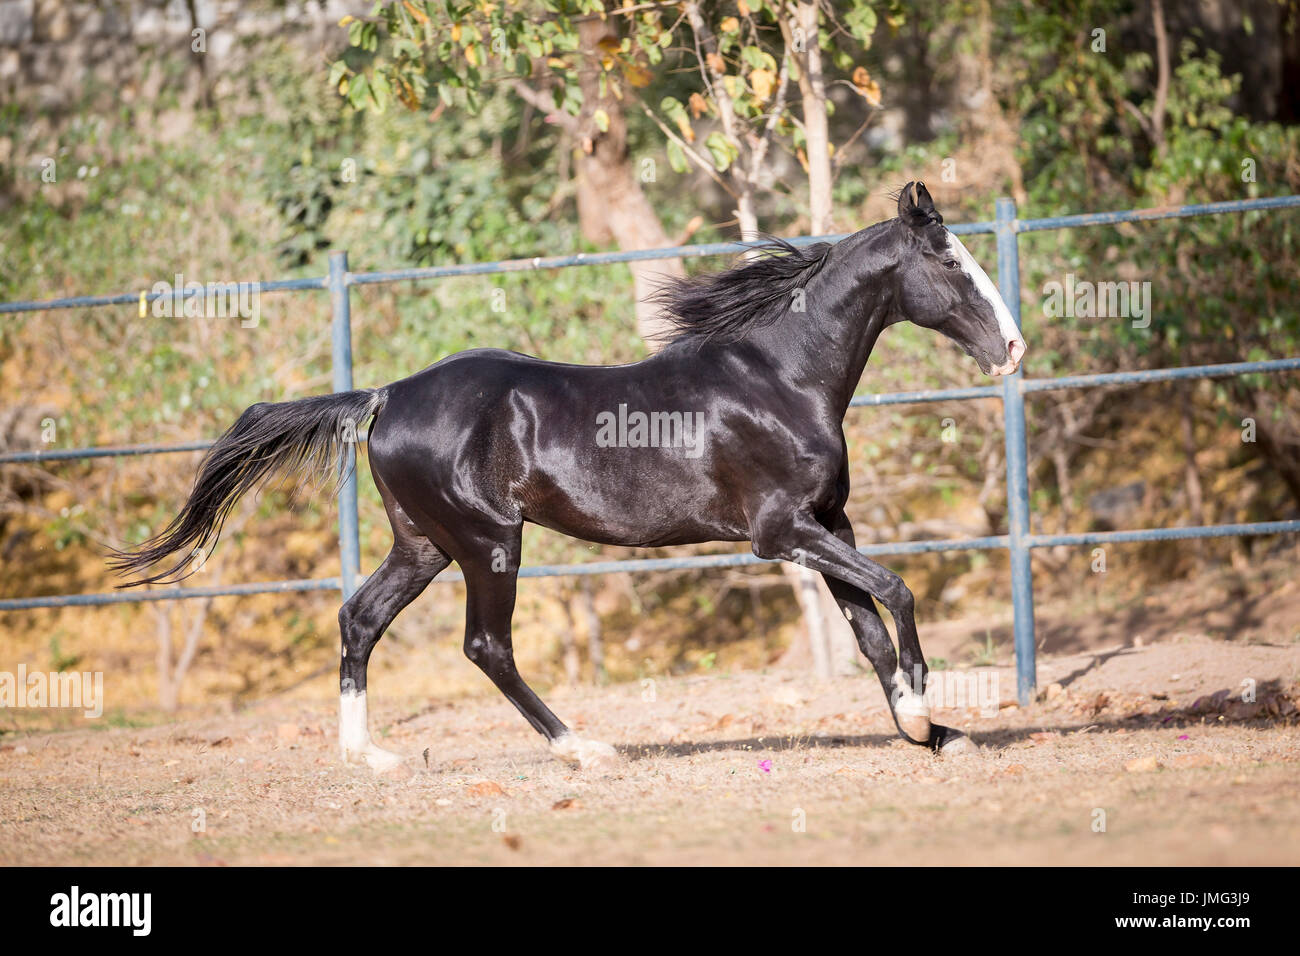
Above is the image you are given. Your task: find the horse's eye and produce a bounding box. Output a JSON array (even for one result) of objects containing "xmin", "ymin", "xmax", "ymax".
[{"xmin": 943, "ymin": 259, "xmax": 960, "ymax": 270}]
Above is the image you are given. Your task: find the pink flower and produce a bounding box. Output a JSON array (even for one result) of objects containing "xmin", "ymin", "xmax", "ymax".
[{"xmin": 758, "ymin": 759, "xmax": 773, "ymax": 773}]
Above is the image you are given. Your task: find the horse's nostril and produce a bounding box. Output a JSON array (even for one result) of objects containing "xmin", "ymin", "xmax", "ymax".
[{"xmin": 1008, "ymin": 338, "xmax": 1026, "ymax": 364}]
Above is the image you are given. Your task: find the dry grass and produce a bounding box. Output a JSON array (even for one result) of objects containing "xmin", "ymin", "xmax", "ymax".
[{"xmin": 2, "ymin": 639, "xmax": 1297, "ymax": 866}]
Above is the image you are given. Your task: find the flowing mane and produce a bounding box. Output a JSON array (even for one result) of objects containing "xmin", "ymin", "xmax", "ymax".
[{"xmin": 653, "ymin": 237, "xmax": 835, "ymax": 345}]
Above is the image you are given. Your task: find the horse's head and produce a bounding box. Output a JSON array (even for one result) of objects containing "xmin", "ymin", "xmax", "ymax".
[{"xmin": 892, "ymin": 181, "xmax": 1026, "ymax": 376}]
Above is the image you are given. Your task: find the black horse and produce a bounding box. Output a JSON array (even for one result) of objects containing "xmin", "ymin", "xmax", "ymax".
[{"xmin": 113, "ymin": 182, "xmax": 1025, "ymax": 772}]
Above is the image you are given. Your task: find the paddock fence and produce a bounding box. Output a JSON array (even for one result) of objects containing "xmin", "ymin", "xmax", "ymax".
[{"xmin": 3, "ymin": 193, "xmax": 1300, "ymax": 704}]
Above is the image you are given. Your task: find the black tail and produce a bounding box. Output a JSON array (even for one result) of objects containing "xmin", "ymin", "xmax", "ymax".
[{"xmin": 109, "ymin": 388, "xmax": 386, "ymax": 587}]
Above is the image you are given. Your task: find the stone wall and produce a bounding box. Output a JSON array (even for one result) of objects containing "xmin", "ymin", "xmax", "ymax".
[{"xmin": 0, "ymin": 0, "xmax": 350, "ymax": 110}]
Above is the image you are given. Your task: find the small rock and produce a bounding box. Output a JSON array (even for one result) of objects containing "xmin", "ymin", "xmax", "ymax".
[
  {"xmin": 770, "ymin": 687, "xmax": 805, "ymax": 708},
  {"xmin": 1125, "ymin": 756, "xmax": 1160, "ymax": 773},
  {"xmin": 467, "ymin": 780, "xmax": 505, "ymax": 797}
]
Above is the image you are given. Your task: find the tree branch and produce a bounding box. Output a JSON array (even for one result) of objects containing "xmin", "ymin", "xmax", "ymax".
[
  {"xmin": 636, "ymin": 102, "xmax": 741, "ymax": 199},
  {"xmin": 509, "ymin": 79, "xmax": 580, "ymax": 133}
]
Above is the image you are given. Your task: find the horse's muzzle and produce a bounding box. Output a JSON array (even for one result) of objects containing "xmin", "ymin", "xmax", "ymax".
[{"xmin": 989, "ymin": 338, "xmax": 1026, "ymax": 376}]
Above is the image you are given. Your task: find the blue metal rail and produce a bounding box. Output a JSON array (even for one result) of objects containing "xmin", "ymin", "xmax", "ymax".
[{"xmin": 3, "ymin": 193, "xmax": 1299, "ymax": 704}]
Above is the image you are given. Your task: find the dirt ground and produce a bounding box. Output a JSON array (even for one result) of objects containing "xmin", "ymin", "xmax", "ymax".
[{"xmin": 2, "ymin": 636, "xmax": 1297, "ymax": 866}]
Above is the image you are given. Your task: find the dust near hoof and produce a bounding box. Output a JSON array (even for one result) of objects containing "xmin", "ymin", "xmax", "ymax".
[
  {"xmin": 550, "ymin": 734, "xmax": 622, "ymax": 773},
  {"xmin": 343, "ymin": 746, "xmax": 408, "ymax": 776},
  {"xmin": 376, "ymin": 761, "xmax": 414, "ymax": 781}
]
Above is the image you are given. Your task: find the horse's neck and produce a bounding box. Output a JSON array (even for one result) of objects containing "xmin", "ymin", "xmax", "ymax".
[{"xmin": 751, "ymin": 230, "xmax": 896, "ymax": 418}]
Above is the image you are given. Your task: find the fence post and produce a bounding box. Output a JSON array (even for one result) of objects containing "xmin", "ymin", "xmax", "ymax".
[
  {"xmin": 329, "ymin": 250, "xmax": 361, "ymax": 601},
  {"xmin": 995, "ymin": 198, "xmax": 1037, "ymax": 706}
]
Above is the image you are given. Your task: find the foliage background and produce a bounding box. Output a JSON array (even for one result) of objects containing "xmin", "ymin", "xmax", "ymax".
[{"xmin": 0, "ymin": 0, "xmax": 1297, "ymax": 720}]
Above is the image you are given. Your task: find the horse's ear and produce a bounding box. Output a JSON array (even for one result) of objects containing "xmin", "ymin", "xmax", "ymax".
[{"xmin": 898, "ymin": 180, "xmax": 942, "ymax": 227}]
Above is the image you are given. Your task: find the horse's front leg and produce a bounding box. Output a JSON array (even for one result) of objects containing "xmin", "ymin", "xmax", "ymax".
[{"xmin": 756, "ymin": 509, "xmax": 970, "ymax": 751}]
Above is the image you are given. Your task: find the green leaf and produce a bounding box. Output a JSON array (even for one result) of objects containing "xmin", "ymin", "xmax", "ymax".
[
  {"xmin": 705, "ymin": 131, "xmax": 736, "ymax": 171},
  {"xmin": 347, "ymin": 73, "xmax": 370, "ymax": 109},
  {"xmin": 666, "ymin": 139, "xmax": 688, "ymax": 174}
]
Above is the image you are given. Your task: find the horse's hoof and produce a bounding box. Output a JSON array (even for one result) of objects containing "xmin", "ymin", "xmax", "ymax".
[
  {"xmin": 931, "ymin": 725, "xmax": 977, "ymax": 755},
  {"xmin": 896, "ymin": 712, "xmax": 932, "ymax": 744},
  {"xmin": 551, "ymin": 734, "xmax": 622, "ymax": 772},
  {"xmin": 343, "ymin": 745, "xmax": 406, "ymax": 774},
  {"xmin": 893, "ymin": 669, "xmax": 931, "ymax": 743}
]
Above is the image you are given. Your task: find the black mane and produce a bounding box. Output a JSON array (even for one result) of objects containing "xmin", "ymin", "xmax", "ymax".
[{"xmin": 652, "ymin": 237, "xmax": 835, "ymax": 346}]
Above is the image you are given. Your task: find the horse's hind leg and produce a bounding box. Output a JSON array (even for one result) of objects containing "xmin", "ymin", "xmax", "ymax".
[
  {"xmin": 458, "ymin": 528, "xmax": 620, "ymax": 772},
  {"xmin": 338, "ymin": 503, "xmax": 449, "ymax": 772}
]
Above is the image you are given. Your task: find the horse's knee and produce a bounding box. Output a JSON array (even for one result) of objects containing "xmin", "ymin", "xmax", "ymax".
[
  {"xmin": 464, "ymin": 633, "xmax": 512, "ymax": 679},
  {"xmin": 879, "ymin": 572, "xmax": 913, "ymax": 615}
]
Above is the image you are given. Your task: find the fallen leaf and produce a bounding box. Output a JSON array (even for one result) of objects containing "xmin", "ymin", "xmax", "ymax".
[
  {"xmin": 468, "ymin": 781, "xmax": 505, "ymax": 797},
  {"xmin": 551, "ymin": 798, "xmax": 584, "ymax": 810}
]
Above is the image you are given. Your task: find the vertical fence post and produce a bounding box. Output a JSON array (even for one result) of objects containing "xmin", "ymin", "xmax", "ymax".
[
  {"xmin": 329, "ymin": 250, "xmax": 361, "ymax": 601},
  {"xmin": 995, "ymin": 198, "xmax": 1037, "ymax": 706}
]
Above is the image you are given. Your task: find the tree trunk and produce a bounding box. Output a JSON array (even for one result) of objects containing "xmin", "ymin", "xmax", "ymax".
[
  {"xmin": 579, "ymin": 577, "xmax": 606, "ymax": 684},
  {"xmin": 575, "ymin": 18, "xmax": 683, "ymax": 346},
  {"xmin": 792, "ymin": 1, "xmax": 833, "ymax": 233},
  {"xmin": 1180, "ymin": 388, "xmax": 1205, "ymax": 565},
  {"xmin": 560, "ymin": 592, "xmax": 581, "ymax": 685}
]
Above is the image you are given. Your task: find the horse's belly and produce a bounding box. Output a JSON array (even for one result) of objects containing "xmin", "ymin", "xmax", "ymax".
[{"xmin": 519, "ymin": 465, "xmax": 748, "ymax": 548}]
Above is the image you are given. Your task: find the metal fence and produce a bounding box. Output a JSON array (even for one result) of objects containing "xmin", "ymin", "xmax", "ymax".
[{"xmin": 3, "ymin": 193, "xmax": 1299, "ymax": 705}]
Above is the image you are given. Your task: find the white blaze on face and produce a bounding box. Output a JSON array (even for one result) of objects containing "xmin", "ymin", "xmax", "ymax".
[{"xmin": 946, "ymin": 232, "xmax": 1025, "ymax": 374}]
